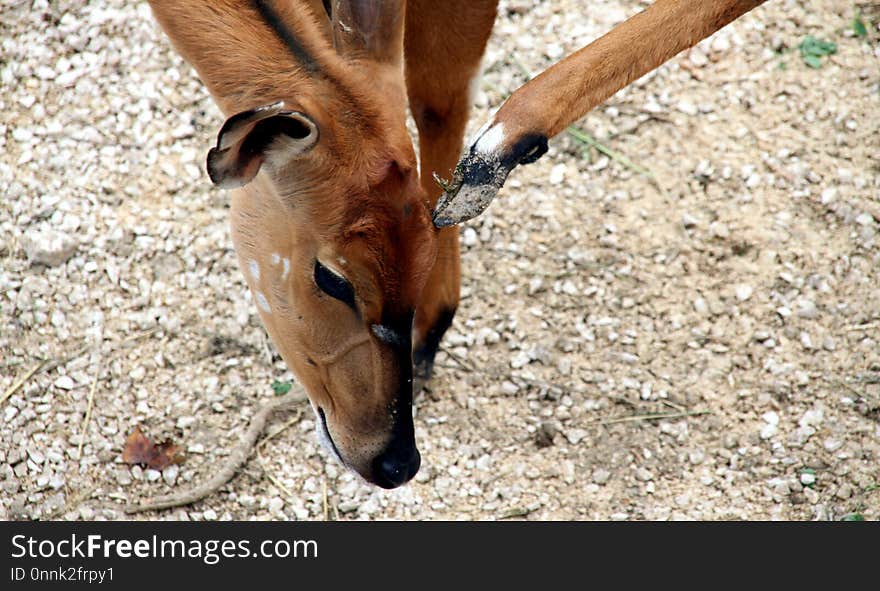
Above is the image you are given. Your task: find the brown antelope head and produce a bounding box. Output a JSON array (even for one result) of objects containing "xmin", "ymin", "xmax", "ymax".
[{"xmin": 148, "ymin": 0, "xmax": 435, "ymax": 488}]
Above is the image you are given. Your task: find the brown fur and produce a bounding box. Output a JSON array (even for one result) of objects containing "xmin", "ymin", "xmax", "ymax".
[
  {"xmin": 489, "ymin": 1, "xmax": 766, "ymax": 146},
  {"xmin": 146, "ymin": 0, "xmax": 763, "ymax": 487}
]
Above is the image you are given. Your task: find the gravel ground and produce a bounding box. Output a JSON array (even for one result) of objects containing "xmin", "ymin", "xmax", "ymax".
[{"xmin": 2, "ymin": 0, "xmax": 878, "ymax": 521}]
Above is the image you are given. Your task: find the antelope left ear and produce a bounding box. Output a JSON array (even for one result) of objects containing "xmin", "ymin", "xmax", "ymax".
[{"xmin": 207, "ymin": 101, "xmax": 319, "ymax": 189}]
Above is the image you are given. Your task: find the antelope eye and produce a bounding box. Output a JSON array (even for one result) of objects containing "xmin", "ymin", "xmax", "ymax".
[{"xmin": 314, "ymin": 260, "xmax": 356, "ymax": 310}]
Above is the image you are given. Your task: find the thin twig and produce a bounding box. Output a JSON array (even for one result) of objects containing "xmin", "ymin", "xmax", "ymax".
[
  {"xmin": 856, "ymin": 373, "xmax": 880, "ymax": 385},
  {"xmin": 432, "ymin": 361, "xmax": 466, "ymax": 372},
  {"xmin": 660, "ymin": 398, "xmax": 688, "ymax": 413},
  {"xmin": 77, "ymin": 364, "xmax": 101, "ymax": 462},
  {"xmin": 125, "ymin": 390, "xmax": 307, "ymax": 513},
  {"xmin": 499, "ymin": 505, "xmax": 536, "ymax": 520},
  {"xmin": 120, "ymin": 326, "xmax": 161, "ymax": 343},
  {"xmin": 825, "ymin": 377, "xmax": 874, "ymax": 402},
  {"xmin": 257, "ymin": 451, "xmax": 297, "ymax": 500},
  {"xmin": 607, "ymin": 113, "xmax": 673, "ymax": 139},
  {"xmin": 256, "ymin": 411, "xmax": 303, "ymax": 451},
  {"xmin": 0, "ymin": 361, "xmax": 44, "ymax": 407},
  {"xmin": 586, "ymin": 409, "xmax": 710, "ymax": 427},
  {"xmin": 43, "ymin": 486, "xmax": 98, "ymax": 520},
  {"xmin": 40, "ymin": 344, "xmax": 91, "ymax": 375},
  {"xmin": 847, "ymin": 322, "xmax": 879, "ymax": 332},
  {"xmin": 605, "ymin": 393, "xmax": 640, "ymax": 409},
  {"xmin": 1, "ymin": 328, "xmax": 160, "ymax": 409},
  {"xmin": 565, "ymin": 125, "xmax": 655, "ymax": 177},
  {"xmin": 440, "ymin": 347, "xmax": 476, "ymax": 372}
]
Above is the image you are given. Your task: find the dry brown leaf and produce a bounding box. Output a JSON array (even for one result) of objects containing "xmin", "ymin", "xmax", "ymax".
[{"xmin": 121, "ymin": 426, "xmax": 184, "ymax": 470}]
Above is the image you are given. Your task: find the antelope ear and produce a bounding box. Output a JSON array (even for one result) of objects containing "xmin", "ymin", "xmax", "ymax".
[{"xmin": 207, "ymin": 101, "xmax": 319, "ymax": 189}]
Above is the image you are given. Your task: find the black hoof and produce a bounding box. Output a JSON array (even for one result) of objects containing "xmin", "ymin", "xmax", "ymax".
[{"xmin": 412, "ymin": 307, "xmax": 457, "ymax": 393}]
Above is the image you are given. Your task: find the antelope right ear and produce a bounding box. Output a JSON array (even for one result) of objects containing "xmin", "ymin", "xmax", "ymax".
[{"xmin": 207, "ymin": 101, "xmax": 319, "ymax": 189}]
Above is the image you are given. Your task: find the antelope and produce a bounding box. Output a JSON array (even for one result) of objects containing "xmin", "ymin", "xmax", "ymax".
[{"xmin": 146, "ymin": 0, "xmax": 766, "ymax": 489}]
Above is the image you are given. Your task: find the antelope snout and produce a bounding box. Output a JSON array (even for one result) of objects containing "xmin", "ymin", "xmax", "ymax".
[
  {"xmin": 371, "ymin": 434, "xmax": 421, "ymax": 489},
  {"xmin": 317, "ymin": 401, "xmax": 421, "ymax": 489}
]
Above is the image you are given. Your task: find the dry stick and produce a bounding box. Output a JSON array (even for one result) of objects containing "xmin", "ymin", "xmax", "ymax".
[
  {"xmin": 499, "ymin": 506, "xmax": 535, "ymax": 520},
  {"xmin": 125, "ymin": 390, "xmax": 307, "ymax": 513},
  {"xmin": 0, "ymin": 327, "xmax": 159, "ymax": 409},
  {"xmin": 586, "ymin": 409, "xmax": 710, "ymax": 427},
  {"xmin": 40, "ymin": 343, "xmax": 92, "ymax": 375},
  {"xmin": 825, "ymin": 377, "xmax": 873, "ymax": 402},
  {"xmin": 257, "ymin": 452, "xmax": 298, "ymax": 500},
  {"xmin": 256, "ymin": 412, "xmax": 303, "ymax": 451},
  {"xmin": 0, "ymin": 361, "xmax": 44, "ymax": 407},
  {"xmin": 565, "ymin": 126, "xmax": 654, "ymax": 177},
  {"xmin": 660, "ymin": 398, "xmax": 688, "ymax": 413},
  {"xmin": 76, "ymin": 364, "xmax": 101, "ymax": 462},
  {"xmin": 847, "ymin": 321, "xmax": 880, "ymax": 332},
  {"xmin": 442, "ymin": 349, "xmax": 476, "ymax": 373},
  {"xmin": 254, "ymin": 411, "xmax": 304, "ymax": 502},
  {"xmin": 43, "ymin": 486, "xmax": 99, "ymax": 520}
]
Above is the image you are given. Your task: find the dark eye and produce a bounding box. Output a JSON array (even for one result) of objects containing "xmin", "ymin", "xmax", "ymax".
[{"xmin": 314, "ymin": 260, "xmax": 356, "ymax": 310}]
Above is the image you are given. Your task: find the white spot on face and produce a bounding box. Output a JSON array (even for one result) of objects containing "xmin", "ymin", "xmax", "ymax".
[
  {"xmin": 371, "ymin": 324, "xmax": 404, "ymax": 348},
  {"xmin": 475, "ymin": 122, "xmax": 505, "ymax": 155},
  {"xmin": 281, "ymin": 258, "xmax": 290, "ymax": 281},
  {"xmin": 270, "ymin": 252, "xmax": 280, "ymax": 265},
  {"xmin": 248, "ymin": 260, "xmax": 260, "ymax": 281},
  {"xmin": 255, "ymin": 291, "xmax": 271, "ymax": 313},
  {"xmin": 337, "ymin": 257, "xmax": 347, "ymax": 266}
]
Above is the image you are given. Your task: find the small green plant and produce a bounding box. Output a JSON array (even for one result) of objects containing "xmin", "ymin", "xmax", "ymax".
[
  {"xmin": 852, "ymin": 12, "xmax": 868, "ymax": 38},
  {"xmin": 799, "ymin": 35, "xmax": 837, "ymax": 68},
  {"xmin": 271, "ymin": 380, "xmax": 292, "ymax": 395},
  {"xmin": 841, "ymin": 513, "xmax": 865, "ymax": 521},
  {"xmin": 800, "ymin": 467, "xmax": 817, "ymax": 488}
]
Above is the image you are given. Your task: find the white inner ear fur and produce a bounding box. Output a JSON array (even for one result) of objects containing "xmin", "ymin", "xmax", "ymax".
[{"xmin": 264, "ymin": 116, "xmax": 319, "ymax": 170}]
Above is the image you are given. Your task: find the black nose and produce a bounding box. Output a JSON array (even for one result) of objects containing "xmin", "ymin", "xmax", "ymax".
[{"xmin": 371, "ymin": 443, "xmax": 420, "ymax": 489}]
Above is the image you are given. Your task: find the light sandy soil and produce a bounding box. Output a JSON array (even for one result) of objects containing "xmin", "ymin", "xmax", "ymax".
[{"xmin": 1, "ymin": 0, "xmax": 878, "ymax": 521}]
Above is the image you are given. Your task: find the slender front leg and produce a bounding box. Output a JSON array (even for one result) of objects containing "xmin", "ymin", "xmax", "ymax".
[
  {"xmin": 404, "ymin": 0, "xmax": 499, "ymax": 387},
  {"xmin": 433, "ymin": 0, "xmax": 767, "ymax": 227}
]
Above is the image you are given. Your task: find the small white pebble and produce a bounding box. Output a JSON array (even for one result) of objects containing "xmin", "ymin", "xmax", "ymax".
[
  {"xmin": 549, "ymin": 163, "xmax": 567, "ymax": 185},
  {"xmin": 53, "ymin": 376, "xmax": 75, "ymax": 390},
  {"xmin": 735, "ymin": 284, "xmax": 753, "ymax": 301},
  {"xmin": 760, "ymin": 424, "xmax": 777, "ymax": 440}
]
